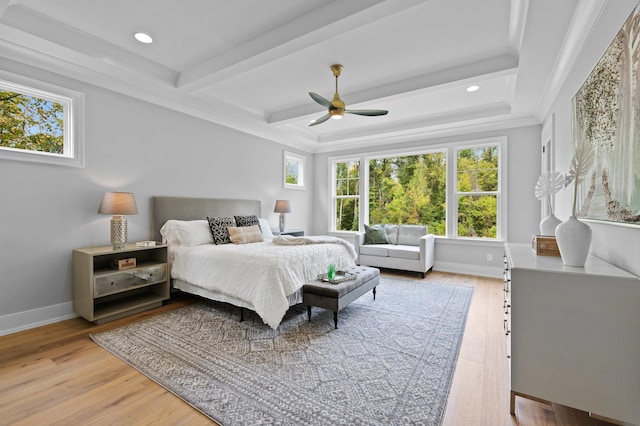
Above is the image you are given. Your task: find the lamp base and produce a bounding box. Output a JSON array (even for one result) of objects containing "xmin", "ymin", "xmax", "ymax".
[
  {"xmin": 279, "ymin": 213, "xmax": 286, "ymax": 233},
  {"xmin": 111, "ymin": 215, "xmax": 127, "ymax": 249}
]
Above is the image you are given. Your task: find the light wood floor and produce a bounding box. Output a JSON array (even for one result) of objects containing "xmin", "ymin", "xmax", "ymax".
[{"xmin": 0, "ymin": 271, "xmax": 616, "ymax": 426}]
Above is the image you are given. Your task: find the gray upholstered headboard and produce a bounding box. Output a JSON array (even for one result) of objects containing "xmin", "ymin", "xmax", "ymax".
[{"xmin": 152, "ymin": 196, "xmax": 261, "ymax": 241}]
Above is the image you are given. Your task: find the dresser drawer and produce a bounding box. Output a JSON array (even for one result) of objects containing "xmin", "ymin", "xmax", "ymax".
[{"xmin": 94, "ymin": 264, "xmax": 166, "ymax": 297}]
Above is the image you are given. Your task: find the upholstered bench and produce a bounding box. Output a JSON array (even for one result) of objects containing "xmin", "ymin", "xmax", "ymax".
[{"xmin": 302, "ymin": 266, "xmax": 380, "ymax": 329}]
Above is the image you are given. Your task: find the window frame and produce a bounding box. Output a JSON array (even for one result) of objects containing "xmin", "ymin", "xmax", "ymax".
[
  {"xmin": 283, "ymin": 150, "xmax": 305, "ymax": 190},
  {"xmin": 329, "ymin": 136, "xmax": 506, "ymax": 241},
  {"xmin": 0, "ymin": 71, "xmax": 84, "ymax": 167},
  {"xmin": 329, "ymin": 157, "xmax": 361, "ymax": 232},
  {"xmin": 452, "ymin": 141, "xmax": 504, "ymax": 240}
]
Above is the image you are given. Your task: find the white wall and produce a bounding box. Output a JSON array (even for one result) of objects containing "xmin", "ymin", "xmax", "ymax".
[
  {"xmin": 312, "ymin": 125, "xmax": 542, "ymax": 278},
  {"xmin": 544, "ymin": 0, "xmax": 640, "ymax": 276},
  {"xmin": 0, "ymin": 59, "xmax": 314, "ymax": 334}
]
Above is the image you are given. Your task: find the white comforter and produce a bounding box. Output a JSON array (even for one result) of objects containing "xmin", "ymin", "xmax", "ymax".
[{"xmin": 170, "ymin": 237, "xmax": 356, "ymax": 329}]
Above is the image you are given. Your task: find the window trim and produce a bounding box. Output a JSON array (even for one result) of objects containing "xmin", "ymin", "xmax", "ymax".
[
  {"xmin": 329, "ymin": 136, "xmax": 507, "ymax": 241},
  {"xmin": 0, "ymin": 71, "xmax": 84, "ymax": 167}
]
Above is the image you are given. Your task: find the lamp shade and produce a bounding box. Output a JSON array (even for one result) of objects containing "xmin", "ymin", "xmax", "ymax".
[
  {"xmin": 274, "ymin": 200, "xmax": 291, "ymax": 213},
  {"xmin": 98, "ymin": 192, "xmax": 138, "ymax": 215}
]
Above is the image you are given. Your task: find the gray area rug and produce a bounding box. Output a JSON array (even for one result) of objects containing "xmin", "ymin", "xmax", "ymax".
[{"xmin": 91, "ymin": 277, "xmax": 473, "ymax": 425}]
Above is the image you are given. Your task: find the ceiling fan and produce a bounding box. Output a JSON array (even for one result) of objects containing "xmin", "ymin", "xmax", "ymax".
[{"xmin": 308, "ymin": 64, "xmax": 388, "ymax": 126}]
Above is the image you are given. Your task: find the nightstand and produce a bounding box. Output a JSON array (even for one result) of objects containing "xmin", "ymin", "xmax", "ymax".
[
  {"xmin": 274, "ymin": 229, "xmax": 305, "ymax": 237},
  {"xmin": 72, "ymin": 243, "xmax": 169, "ymax": 323}
]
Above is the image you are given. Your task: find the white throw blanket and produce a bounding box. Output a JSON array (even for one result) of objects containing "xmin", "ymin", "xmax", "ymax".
[{"xmin": 272, "ymin": 235, "xmax": 357, "ymax": 260}]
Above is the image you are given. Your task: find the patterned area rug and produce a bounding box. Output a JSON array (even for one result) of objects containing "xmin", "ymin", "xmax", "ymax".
[{"xmin": 91, "ymin": 277, "xmax": 473, "ymax": 425}]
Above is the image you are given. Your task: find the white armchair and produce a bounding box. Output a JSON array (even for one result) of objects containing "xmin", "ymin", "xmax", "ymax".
[{"xmin": 353, "ymin": 224, "xmax": 435, "ymax": 278}]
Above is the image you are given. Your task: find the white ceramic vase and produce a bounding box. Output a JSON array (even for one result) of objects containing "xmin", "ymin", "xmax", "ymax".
[
  {"xmin": 539, "ymin": 213, "xmax": 562, "ymax": 236},
  {"xmin": 555, "ymin": 216, "xmax": 592, "ymax": 267}
]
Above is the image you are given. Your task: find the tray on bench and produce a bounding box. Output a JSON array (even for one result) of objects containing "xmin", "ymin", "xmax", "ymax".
[{"xmin": 316, "ymin": 271, "xmax": 357, "ymax": 284}]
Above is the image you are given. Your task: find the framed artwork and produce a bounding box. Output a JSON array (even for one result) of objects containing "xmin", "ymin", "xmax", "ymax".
[
  {"xmin": 571, "ymin": 2, "xmax": 640, "ymax": 225},
  {"xmin": 284, "ymin": 151, "xmax": 305, "ymax": 190}
]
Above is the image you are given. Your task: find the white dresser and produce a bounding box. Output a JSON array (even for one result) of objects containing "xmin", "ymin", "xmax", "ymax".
[{"xmin": 504, "ymin": 243, "xmax": 640, "ymax": 425}]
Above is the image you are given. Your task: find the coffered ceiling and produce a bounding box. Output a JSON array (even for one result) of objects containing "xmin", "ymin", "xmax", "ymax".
[{"xmin": 0, "ymin": 0, "xmax": 602, "ymax": 152}]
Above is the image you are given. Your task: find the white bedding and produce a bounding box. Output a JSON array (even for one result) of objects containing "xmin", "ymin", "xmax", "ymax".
[{"xmin": 170, "ymin": 237, "xmax": 356, "ymax": 329}]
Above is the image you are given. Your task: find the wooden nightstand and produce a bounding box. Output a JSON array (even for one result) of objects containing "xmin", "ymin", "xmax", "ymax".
[
  {"xmin": 274, "ymin": 229, "xmax": 304, "ymax": 237},
  {"xmin": 73, "ymin": 243, "xmax": 169, "ymax": 324}
]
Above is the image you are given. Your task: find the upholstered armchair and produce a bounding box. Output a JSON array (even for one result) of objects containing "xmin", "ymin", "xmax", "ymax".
[{"xmin": 353, "ymin": 224, "xmax": 435, "ymax": 278}]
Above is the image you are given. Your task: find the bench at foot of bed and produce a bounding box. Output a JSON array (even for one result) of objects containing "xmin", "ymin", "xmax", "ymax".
[{"xmin": 302, "ymin": 266, "xmax": 380, "ymax": 329}]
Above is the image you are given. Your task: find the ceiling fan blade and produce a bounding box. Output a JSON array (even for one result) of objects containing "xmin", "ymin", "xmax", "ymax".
[
  {"xmin": 344, "ymin": 109, "xmax": 389, "ymax": 116},
  {"xmin": 309, "ymin": 113, "xmax": 330, "ymax": 126},
  {"xmin": 309, "ymin": 92, "xmax": 337, "ymax": 110}
]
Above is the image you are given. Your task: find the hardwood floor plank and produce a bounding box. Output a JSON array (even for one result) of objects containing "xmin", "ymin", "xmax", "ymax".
[{"xmin": 442, "ymin": 358, "xmax": 485, "ymax": 425}]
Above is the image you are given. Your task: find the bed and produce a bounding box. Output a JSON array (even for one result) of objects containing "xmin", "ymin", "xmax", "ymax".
[{"xmin": 152, "ymin": 196, "xmax": 356, "ymax": 328}]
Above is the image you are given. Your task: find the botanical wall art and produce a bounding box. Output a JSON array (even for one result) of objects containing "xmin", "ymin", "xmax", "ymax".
[{"xmin": 571, "ymin": 2, "xmax": 640, "ymax": 225}]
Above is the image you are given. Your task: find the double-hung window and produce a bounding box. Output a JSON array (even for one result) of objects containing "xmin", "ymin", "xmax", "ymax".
[
  {"xmin": 332, "ymin": 159, "xmax": 360, "ymax": 231},
  {"xmin": 455, "ymin": 144, "xmax": 501, "ymax": 238}
]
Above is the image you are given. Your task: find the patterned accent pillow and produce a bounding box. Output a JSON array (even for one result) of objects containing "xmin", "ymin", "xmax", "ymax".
[
  {"xmin": 234, "ymin": 215, "xmax": 260, "ymax": 229},
  {"xmin": 364, "ymin": 224, "xmax": 390, "ymax": 245},
  {"xmin": 207, "ymin": 216, "xmax": 237, "ymax": 245},
  {"xmin": 228, "ymin": 225, "xmax": 264, "ymax": 244}
]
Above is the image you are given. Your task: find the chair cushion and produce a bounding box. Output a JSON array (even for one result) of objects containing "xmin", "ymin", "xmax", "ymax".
[
  {"xmin": 359, "ymin": 244, "xmax": 389, "ymax": 257},
  {"xmin": 388, "ymin": 245, "xmax": 421, "ymax": 260},
  {"xmin": 397, "ymin": 225, "xmax": 427, "ymax": 246},
  {"xmin": 384, "ymin": 224, "xmax": 399, "ymax": 245}
]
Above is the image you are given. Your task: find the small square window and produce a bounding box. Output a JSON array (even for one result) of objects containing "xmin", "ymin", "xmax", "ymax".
[
  {"xmin": 0, "ymin": 71, "xmax": 83, "ymax": 167},
  {"xmin": 284, "ymin": 151, "xmax": 305, "ymax": 190}
]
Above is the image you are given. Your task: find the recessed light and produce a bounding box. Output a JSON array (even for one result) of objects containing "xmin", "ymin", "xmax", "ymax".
[
  {"xmin": 466, "ymin": 85, "xmax": 480, "ymax": 92},
  {"xmin": 134, "ymin": 32, "xmax": 153, "ymax": 44}
]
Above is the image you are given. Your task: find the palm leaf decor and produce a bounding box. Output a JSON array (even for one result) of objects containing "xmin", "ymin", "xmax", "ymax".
[
  {"xmin": 567, "ymin": 140, "xmax": 595, "ymax": 216},
  {"xmin": 534, "ymin": 171, "xmax": 566, "ymax": 215}
]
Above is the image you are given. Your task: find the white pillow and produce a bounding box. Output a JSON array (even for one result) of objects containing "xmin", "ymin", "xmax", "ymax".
[
  {"xmin": 258, "ymin": 218, "xmax": 274, "ymax": 238},
  {"xmin": 160, "ymin": 220, "xmax": 213, "ymax": 247}
]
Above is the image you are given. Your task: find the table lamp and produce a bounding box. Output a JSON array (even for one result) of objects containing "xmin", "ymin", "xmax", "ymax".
[
  {"xmin": 274, "ymin": 200, "xmax": 291, "ymax": 232},
  {"xmin": 98, "ymin": 191, "xmax": 138, "ymax": 249}
]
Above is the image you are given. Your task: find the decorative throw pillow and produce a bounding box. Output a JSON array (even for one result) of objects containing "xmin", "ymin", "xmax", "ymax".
[
  {"xmin": 364, "ymin": 224, "xmax": 390, "ymax": 245},
  {"xmin": 234, "ymin": 215, "xmax": 260, "ymax": 229},
  {"xmin": 207, "ymin": 216, "xmax": 237, "ymax": 245},
  {"xmin": 384, "ymin": 224, "xmax": 399, "ymax": 245},
  {"xmin": 228, "ymin": 225, "xmax": 264, "ymax": 244},
  {"xmin": 258, "ymin": 218, "xmax": 274, "ymax": 238}
]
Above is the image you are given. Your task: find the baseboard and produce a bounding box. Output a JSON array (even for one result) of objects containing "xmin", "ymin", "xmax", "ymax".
[
  {"xmin": 0, "ymin": 262, "xmax": 500, "ymax": 336},
  {"xmin": 0, "ymin": 301, "xmax": 76, "ymax": 336},
  {"xmin": 434, "ymin": 261, "xmax": 503, "ymax": 279}
]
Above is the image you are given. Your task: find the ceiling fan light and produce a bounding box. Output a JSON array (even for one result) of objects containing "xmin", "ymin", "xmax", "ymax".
[{"xmin": 329, "ymin": 109, "xmax": 344, "ymax": 119}]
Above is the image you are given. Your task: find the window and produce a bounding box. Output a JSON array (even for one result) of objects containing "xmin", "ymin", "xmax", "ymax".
[
  {"xmin": 0, "ymin": 72, "xmax": 83, "ymax": 167},
  {"xmin": 333, "ymin": 159, "xmax": 360, "ymax": 231},
  {"xmin": 284, "ymin": 151, "xmax": 305, "ymax": 189},
  {"xmin": 368, "ymin": 152, "xmax": 447, "ymax": 235},
  {"xmin": 330, "ymin": 138, "xmax": 505, "ymax": 240},
  {"xmin": 455, "ymin": 144, "xmax": 500, "ymax": 238}
]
